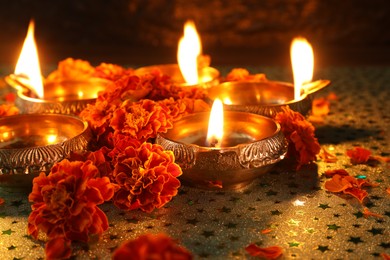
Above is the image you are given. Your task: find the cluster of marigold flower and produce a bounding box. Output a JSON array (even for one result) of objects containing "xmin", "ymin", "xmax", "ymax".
[{"xmin": 3, "ymin": 58, "xmax": 388, "ymax": 259}]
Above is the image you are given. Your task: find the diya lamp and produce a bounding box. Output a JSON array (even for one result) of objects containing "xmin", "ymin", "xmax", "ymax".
[
  {"xmin": 135, "ymin": 20, "xmax": 220, "ymax": 88},
  {"xmin": 156, "ymin": 99, "xmax": 287, "ymax": 190},
  {"xmin": 207, "ymin": 37, "xmax": 331, "ymax": 118},
  {"xmin": 0, "ymin": 114, "xmax": 91, "ymax": 189},
  {"xmin": 5, "ymin": 21, "xmax": 108, "ymax": 115}
]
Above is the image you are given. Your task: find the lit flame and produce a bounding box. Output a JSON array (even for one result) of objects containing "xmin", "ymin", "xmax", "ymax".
[
  {"xmin": 177, "ymin": 20, "xmax": 202, "ymax": 85},
  {"xmin": 15, "ymin": 20, "xmax": 44, "ymax": 98},
  {"xmin": 206, "ymin": 98, "xmax": 224, "ymax": 147},
  {"xmin": 290, "ymin": 37, "xmax": 314, "ymax": 100}
]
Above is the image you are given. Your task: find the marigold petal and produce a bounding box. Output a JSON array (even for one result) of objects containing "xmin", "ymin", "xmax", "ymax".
[
  {"xmin": 324, "ymin": 169, "xmax": 349, "ymax": 178},
  {"xmin": 245, "ymin": 244, "xmax": 283, "ymax": 259},
  {"xmin": 261, "ymin": 229, "xmax": 272, "ymax": 234},
  {"xmin": 343, "ymin": 187, "xmax": 368, "ymax": 203},
  {"xmin": 312, "ymin": 97, "xmax": 330, "ymax": 117},
  {"xmin": 45, "ymin": 237, "xmax": 72, "ymax": 260},
  {"xmin": 346, "ymin": 147, "xmax": 371, "ymax": 164},
  {"xmin": 324, "ymin": 174, "xmax": 353, "ymax": 192},
  {"xmin": 319, "ymin": 148, "xmax": 338, "ymax": 163},
  {"xmin": 363, "ymin": 207, "xmax": 383, "ymax": 218}
]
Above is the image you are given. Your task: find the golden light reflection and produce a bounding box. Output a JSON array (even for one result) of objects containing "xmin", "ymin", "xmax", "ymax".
[
  {"xmin": 14, "ymin": 20, "xmax": 44, "ymax": 98},
  {"xmin": 206, "ymin": 98, "xmax": 224, "ymax": 147},
  {"xmin": 292, "ymin": 199, "xmax": 306, "ymax": 206},
  {"xmin": 290, "ymin": 37, "xmax": 314, "ymax": 100},
  {"xmin": 177, "ymin": 20, "xmax": 202, "ymax": 85},
  {"xmin": 222, "ymin": 97, "xmax": 233, "ymax": 105},
  {"xmin": 46, "ymin": 134, "xmax": 57, "ymax": 144}
]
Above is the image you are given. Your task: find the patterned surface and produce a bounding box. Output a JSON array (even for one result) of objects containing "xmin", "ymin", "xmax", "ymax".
[{"xmin": 0, "ymin": 66, "xmax": 389, "ymax": 259}]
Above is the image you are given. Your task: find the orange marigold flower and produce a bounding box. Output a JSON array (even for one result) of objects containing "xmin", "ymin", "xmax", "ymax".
[
  {"xmin": 28, "ymin": 160, "xmax": 115, "ymax": 257},
  {"xmin": 0, "ymin": 197, "xmax": 4, "ymax": 205},
  {"xmin": 99, "ymin": 75, "xmax": 151, "ymax": 105},
  {"xmin": 158, "ymin": 98, "xmax": 188, "ymax": 122},
  {"xmin": 324, "ymin": 169, "xmax": 349, "ymax": 178},
  {"xmin": 112, "ymin": 233, "xmax": 192, "ymax": 260},
  {"xmin": 346, "ymin": 147, "xmax": 371, "ymax": 164},
  {"xmin": 80, "ymin": 99, "xmax": 117, "ymax": 138},
  {"xmin": 363, "ymin": 207, "xmax": 383, "ymax": 219},
  {"xmin": 46, "ymin": 58, "xmax": 95, "ymax": 80},
  {"xmin": 225, "ymin": 68, "xmax": 267, "ymax": 82},
  {"xmin": 275, "ymin": 107, "xmax": 320, "ymax": 169},
  {"xmin": 381, "ymin": 253, "xmax": 390, "ymax": 260},
  {"xmin": 387, "ymin": 187, "xmax": 390, "ymax": 195},
  {"xmin": 0, "ymin": 103, "xmax": 19, "ymax": 117},
  {"xmin": 94, "ymin": 62, "xmax": 134, "ymax": 81},
  {"xmin": 111, "ymin": 142, "xmax": 182, "ymax": 212},
  {"xmin": 179, "ymin": 98, "xmax": 211, "ymax": 114},
  {"xmin": 70, "ymin": 147, "xmax": 114, "ymax": 178},
  {"xmin": 140, "ymin": 70, "xmax": 207, "ymax": 101},
  {"xmin": 108, "ymin": 134, "xmax": 142, "ymax": 165},
  {"xmin": 110, "ymin": 99, "xmax": 173, "ymax": 142},
  {"xmin": 157, "ymin": 98, "xmax": 210, "ymax": 123},
  {"xmin": 245, "ymin": 244, "xmax": 283, "ymax": 259}
]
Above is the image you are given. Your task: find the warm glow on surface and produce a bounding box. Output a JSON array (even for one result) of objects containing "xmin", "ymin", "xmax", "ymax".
[
  {"xmin": 206, "ymin": 99, "xmax": 224, "ymax": 147},
  {"xmin": 78, "ymin": 91, "xmax": 84, "ymax": 98},
  {"xmin": 290, "ymin": 37, "xmax": 314, "ymax": 100},
  {"xmin": 292, "ymin": 199, "xmax": 306, "ymax": 206},
  {"xmin": 14, "ymin": 20, "xmax": 44, "ymax": 98},
  {"xmin": 177, "ymin": 20, "xmax": 202, "ymax": 85},
  {"xmin": 222, "ymin": 97, "xmax": 233, "ymax": 105},
  {"xmin": 46, "ymin": 134, "xmax": 57, "ymax": 144}
]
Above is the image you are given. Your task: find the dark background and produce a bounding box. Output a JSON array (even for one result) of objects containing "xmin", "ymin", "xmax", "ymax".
[{"xmin": 0, "ymin": 0, "xmax": 389, "ymax": 68}]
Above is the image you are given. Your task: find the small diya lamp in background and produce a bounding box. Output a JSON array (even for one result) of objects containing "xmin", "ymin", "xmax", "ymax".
[
  {"xmin": 157, "ymin": 99, "xmax": 287, "ymax": 190},
  {"xmin": 0, "ymin": 114, "xmax": 91, "ymax": 189},
  {"xmin": 207, "ymin": 37, "xmax": 330, "ymax": 117},
  {"xmin": 5, "ymin": 21, "xmax": 109, "ymax": 115},
  {"xmin": 135, "ymin": 20, "xmax": 220, "ymax": 88}
]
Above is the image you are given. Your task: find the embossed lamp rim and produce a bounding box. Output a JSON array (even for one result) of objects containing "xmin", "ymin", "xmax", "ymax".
[
  {"xmin": 0, "ymin": 113, "xmax": 91, "ymax": 188},
  {"xmin": 207, "ymin": 80, "xmax": 330, "ymax": 117},
  {"xmin": 156, "ymin": 111, "xmax": 288, "ymax": 190},
  {"xmin": 5, "ymin": 75, "xmax": 109, "ymax": 115}
]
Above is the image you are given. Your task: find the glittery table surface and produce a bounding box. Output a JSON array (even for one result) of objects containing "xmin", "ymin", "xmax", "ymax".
[{"xmin": 0, "ymin": 67, "xmax": 389, "ymax": 259}]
